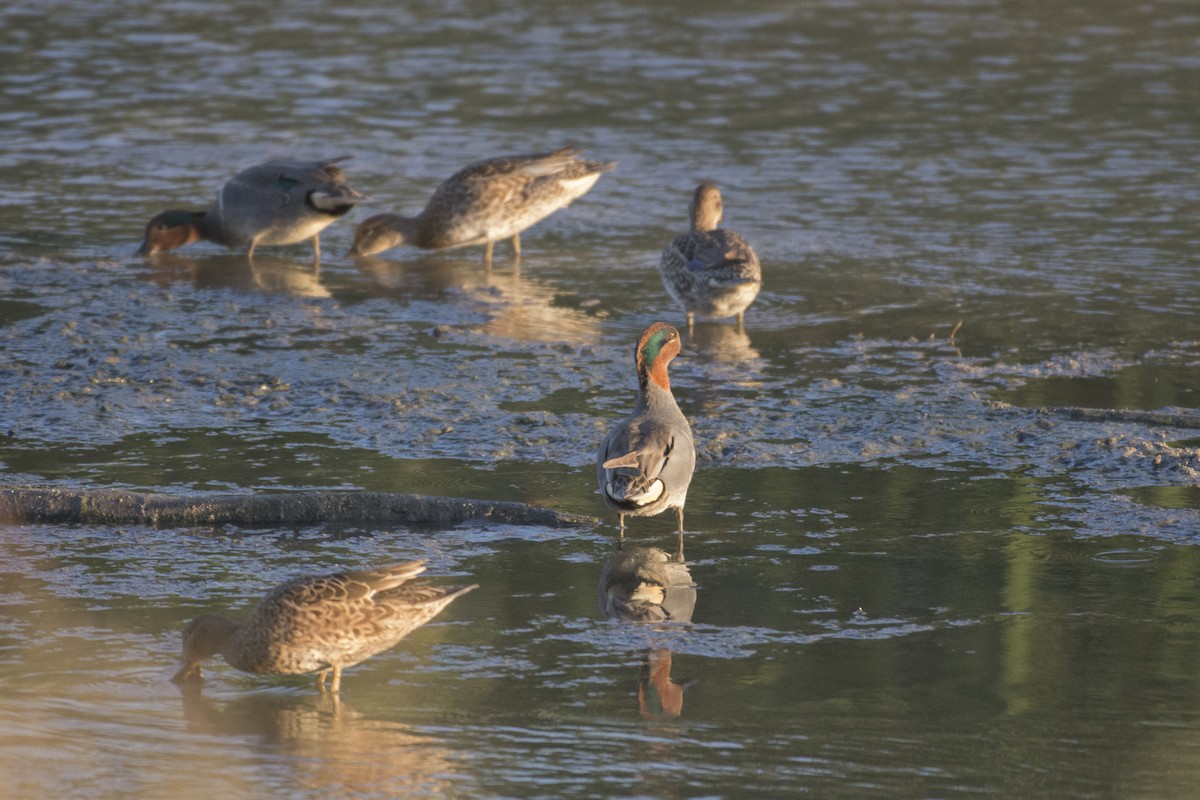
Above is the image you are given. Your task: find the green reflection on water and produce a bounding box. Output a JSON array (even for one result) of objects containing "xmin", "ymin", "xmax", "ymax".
[
  {"xmin": 999, "ymin": 364, "xmax": 1200, "ymax": 411},
  {"xmin": 1125, "ymin": 485, "xmax": 1200, "ymax": 511},
  {"xmin": 0, "ymin": 427, "xmax": 588, "ymax": 514},
  {"xmin": 0, "ymin": 298, "xmax": 46, "ymax": 329}
]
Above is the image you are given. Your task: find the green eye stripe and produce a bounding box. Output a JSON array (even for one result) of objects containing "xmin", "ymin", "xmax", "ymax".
[{"xmin": 640, "ymin": 329, "xmax": 672, "ymax": 366}]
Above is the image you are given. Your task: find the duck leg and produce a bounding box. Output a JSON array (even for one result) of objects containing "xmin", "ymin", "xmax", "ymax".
[
  {"xmin": 311, "ymin": 233, "xmax": 322, "ymax": 265},
  {"xmin": 511, "ymin": 232, "xmax": 521, "ymax": 258},
  {"xmin": 735, "ymin": 310, "xmax": 744, "ymax": 334},
  {"xmin": 675, "ymin": 507, "xmax": 685, "ymax": 562},
  {"xmin": 618, "ymin": 512, "xmax": 625, "ymax": 541},
  {"xmin": 483, "ymin": 239, "xmax": 495, "ymax": 266},
  {"xmin": 329, "ymin": 664, "xmax": 343, "ymax": 694},
  {"xmin": 315, "ymin": 668, "xmax": 329, "ymax": 692}
]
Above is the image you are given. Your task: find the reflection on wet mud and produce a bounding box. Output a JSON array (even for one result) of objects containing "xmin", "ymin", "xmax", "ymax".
[
  {"xmin": 685, "ymin": 321, "xmax": 761, "ymax": 365},
  {"xmin": 354, "ymin": 253, "xmax": 486, "ymax": 301},
  {"xmin": 142, "ymin": 253, "xmax": 330, "ymax": 298},
  {"xmin": 598, "ymin": 546, "xmax": 696, "ymax": 718},
  {"xmin": 356, "ymin": 254, "xmax": 602, "ymax": 344},
  {"xmin": 177, "ymin": 687, "xmax": 462, "ymax": 796},
  {"xmin": 681, "ymin": 320, "xmax": 768, "ymax": 421}
]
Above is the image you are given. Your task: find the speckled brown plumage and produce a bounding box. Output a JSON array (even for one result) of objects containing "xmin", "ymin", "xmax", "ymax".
[
  {"xmin": 172, "ymin": 560, "xmax": 477, "ymax": 692},
  {"xmin": 348, "ymin": 147, "xmax": 615, "ymax": 261},
  {"xmin": 659, "ymin": 183, "xmax": 762, "ymax": 332}
]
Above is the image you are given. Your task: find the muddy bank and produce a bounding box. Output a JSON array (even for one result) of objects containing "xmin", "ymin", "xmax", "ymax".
[{"xmin": 0, "ymin": 486, "xmax": 596, "ymax": 528}]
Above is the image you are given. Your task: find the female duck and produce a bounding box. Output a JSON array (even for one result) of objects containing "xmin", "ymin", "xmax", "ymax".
[
  {"xmin": 138, "ymin": 156, "xmax": 365, "ymax": 260},
  {"xmin": 659, "ymin": 183, "xmax": 762, "ymax": 332},
  {"xmin": 172, "ymin": 561, "xmax": 477, "ymax": 693},
  {"xmin": 348, "ymin": 148, "xmax": 615, "ymax": 263},
  {"xmin": 596, "ymin": 322, "xmax": 696, "ymax": 556}
]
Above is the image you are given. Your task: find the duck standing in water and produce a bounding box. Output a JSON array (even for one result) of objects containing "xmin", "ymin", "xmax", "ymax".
[
  {"xmin": 138, "ymin": 156, "xmax": 365, "ymax": 261},
  {"xmin": 348, "ymin": 147, "xmax": 615, "ymax": 263},
  {"xmin": 596, "ymin": 322, "xmax": 696, "ymax": 556},
  {"xmin": 172, "ymin": 561, "xmax": 477, "ymax": 693},
  {"xmin": 659, "ymin": 182, "xmax": 762, "ymax": 332}
]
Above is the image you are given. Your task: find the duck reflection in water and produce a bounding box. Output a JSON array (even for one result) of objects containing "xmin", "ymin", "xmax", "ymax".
[
  {"xmin": 176, "ymin": 688, "xmax": 462, "ymax": 796},
  {"xmin": 683, "ymin": 320, "xmax": 767, "ymax": 419},
  {"xmin": 355, "ymin": 253, "xmax": 602, "ymax": 344},
  {"xmin": 141, "ymin": 252, "xmax": 331, "ymax": 298},
  {"xmin": 354, "ymin": 253, "xmax": 487, "ymax": 301},
  {"xmin": 686, "ymin": 319, "xmax": 761, "ymax": 365},
  {"xmin": 598, "ymin": 546, "xmax": 696, "ymax": 718}
]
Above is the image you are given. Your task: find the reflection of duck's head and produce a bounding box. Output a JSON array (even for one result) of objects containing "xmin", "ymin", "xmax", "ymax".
[
  {"xmin": 598, "ymin": 547, "xmax": 697, "ymax": 719},
  {"xmin": 597, "ymin": 546, "xmax": 695, "ymax": 624},
  {"xmin": 639, "ymin": 648, "xmax": 685, "ymax": 718}
]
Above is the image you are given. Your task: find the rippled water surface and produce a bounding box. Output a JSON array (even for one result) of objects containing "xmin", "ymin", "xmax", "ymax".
[{"xmin": 3, "ymin": 1, "xmax": 1200, "ymax": 797}]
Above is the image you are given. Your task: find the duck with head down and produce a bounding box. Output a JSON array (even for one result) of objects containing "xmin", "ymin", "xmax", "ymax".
[
  {"xmin": 348, "ymin": 147, "xmax": 615, "ymax": 264},
  {"xmin": 172, "ymin": 560, "xmax": 477, "ymax": 693},
  {"xmin": 138, "ymin": 156, "xmax": 365, "ymax": 261},
  {"xmin": 596, "ymin": 322, "xmax": 696, "ymax": 557}
]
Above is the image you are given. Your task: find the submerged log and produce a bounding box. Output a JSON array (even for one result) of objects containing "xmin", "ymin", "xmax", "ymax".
[{"xmin": 0, "ymin": 486, "xmax": 597, "ymax": 529}]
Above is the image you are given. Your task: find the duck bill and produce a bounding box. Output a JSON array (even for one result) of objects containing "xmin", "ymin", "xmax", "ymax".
[{"xmin": 171, "ymin": 660, "xmax": 202, "ymax": 684}]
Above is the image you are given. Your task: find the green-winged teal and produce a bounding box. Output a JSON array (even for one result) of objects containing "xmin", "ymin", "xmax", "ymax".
[
  {"xmin": 597, "ymin": 322, "xmax": 696, "ymax": 556},
  {"xmin": 138, "ymin": 157, "xmax": 365, "ymax": 260},
  {"xmin": 659, "ymin": 183, "xmax": 762, "ymax": 332},
  {"xmin": 348, "ymin": 148, "xmax": 615, "ymax": 262},
  {"xmin": 172, "ymin": 560, "xmax": 477, "ymax": 692}
]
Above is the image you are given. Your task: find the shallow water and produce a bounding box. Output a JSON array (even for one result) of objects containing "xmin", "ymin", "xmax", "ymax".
[{"xmin": 3, "ymin": 1, "xmax": 1200, "ymax": 797}]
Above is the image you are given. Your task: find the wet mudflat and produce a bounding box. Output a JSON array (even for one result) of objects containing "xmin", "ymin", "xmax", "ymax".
[{"xmin": 3, "ymin": 1, "xmax": 1200, "ymax": 797}]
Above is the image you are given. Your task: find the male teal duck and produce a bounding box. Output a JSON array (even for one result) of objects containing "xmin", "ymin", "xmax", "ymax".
[
  {"xmin": 138, "ymin": 156, "xmax": 365, "ymax": 260},
  {"xmin": 348, "ymin": 148, "xmax": 615, "ymax": 262},
  {"xmin": 172, "ymin": 560, "xmax": 477, "ymax": 692},
  {"xmin": 596, "ymin": 323, "xmax": 696, "ymax": 556},
  {"xmin": 659, "ymin": 183, "xmax": 762, "ymax": 332}
]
